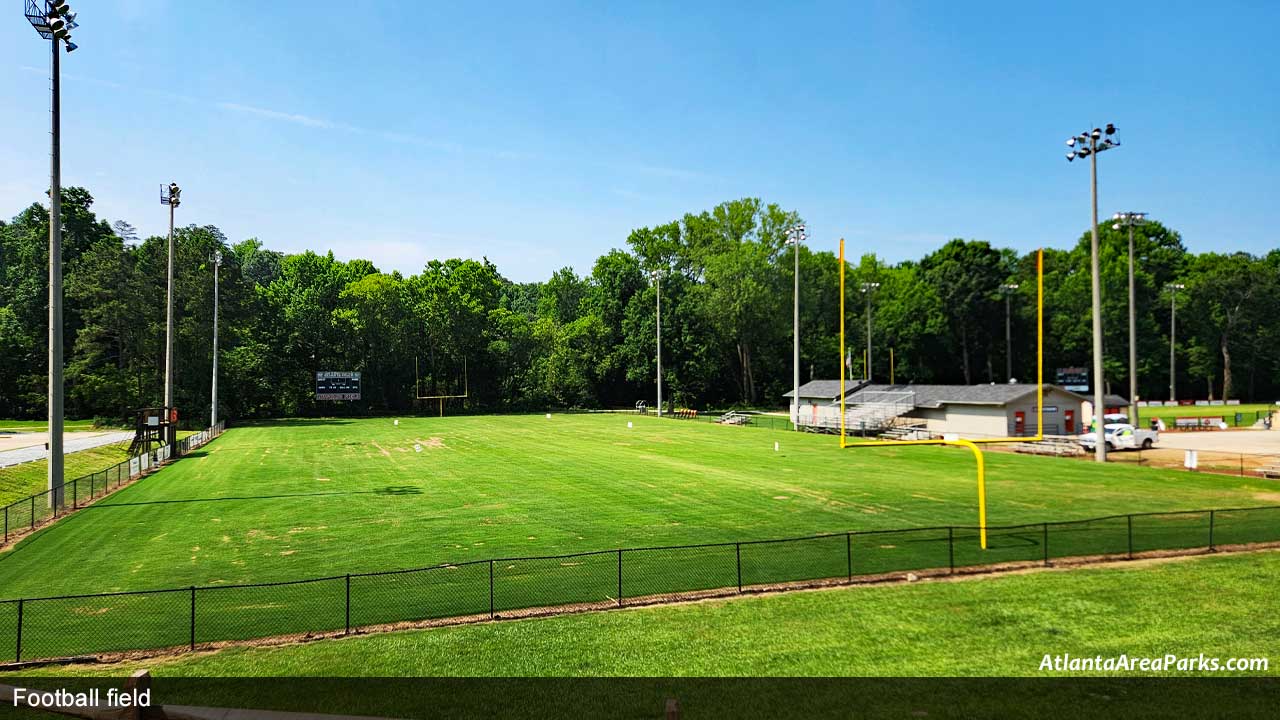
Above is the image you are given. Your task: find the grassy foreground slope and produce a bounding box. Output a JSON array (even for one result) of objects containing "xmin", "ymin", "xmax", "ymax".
[
  {"xmin": 26, "ymin": 550, "xmax": 1280, "ymax": 677},
  {"xmin": 0, "ymin": 414, "xmax": 1276, "ymax": 598}
]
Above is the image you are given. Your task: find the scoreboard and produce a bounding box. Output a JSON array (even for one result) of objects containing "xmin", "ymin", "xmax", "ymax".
[
  {"xmin": 1055, "ymin": 367, "xmax": 1090, "ymax": 393},
  {"xmin": 316, "ymin": 371, "xmax": 361, "ymax": 401}
]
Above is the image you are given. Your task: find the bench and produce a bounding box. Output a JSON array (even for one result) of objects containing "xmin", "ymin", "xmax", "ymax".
[{"xmin": 1256, "ymin": 465, "xmax": 1280, "ymax": 479}]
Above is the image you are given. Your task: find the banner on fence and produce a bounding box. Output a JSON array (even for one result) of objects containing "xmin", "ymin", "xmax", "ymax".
[{"xmin": 129, "ymin": 456, "xmax": 140, "ymax": 476}]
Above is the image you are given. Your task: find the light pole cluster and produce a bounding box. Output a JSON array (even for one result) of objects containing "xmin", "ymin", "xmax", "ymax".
[
  {"xmin": 1167, "ymin": 283, "xmax": 1185, "ymax": 402},
  {"xmin": 1065, "ymin": 123, "xmax": 1120, "ymax": 463},
  {"xmin": 161, "ymin": 183, "xmax": 182, "ymax": 438},
  {"xmin": 650, "ymin": 270, "xmax": 662, "ymax": 417},
  {"xmin": 211, "ymin": 250, "xmax": 221, "ymax": 428},
  {"xmin": 785, "ymin": 224, "xmax": 806, "ymax": 429},
  {"xmin": 860, "ymin": 282, "xmax": 880, "ymax": 381},
  {"xmin": 999, "ymin": 284, "xmax": 1019, "ymax": 382},
  {"xmin": 1113, "ymin": 211, "xmax": 1147, "ymax": 424},
  {"xmin": 24, "ymin": 0, "xmax": 79, "ymax": 507}
]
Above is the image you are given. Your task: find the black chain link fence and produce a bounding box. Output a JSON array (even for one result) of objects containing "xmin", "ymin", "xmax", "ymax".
[
  {"xmin": 0, "ymin": 423, "xmax": 224, "ymax": 546},
  {"xmin": 3, "ymin": 504, "xmax": 1278, "ymax": 663}
]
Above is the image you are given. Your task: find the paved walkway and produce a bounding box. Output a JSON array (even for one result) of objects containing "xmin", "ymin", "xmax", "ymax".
[{"xmin": 0, "ymin": 430, "xmax": 134, "ymax": 468}]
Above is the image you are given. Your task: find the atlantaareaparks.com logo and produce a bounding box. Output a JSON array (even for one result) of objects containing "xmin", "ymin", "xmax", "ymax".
[{"xmin": 1040, "ymin": 653, "xmax": 1270, "ymax": 673}]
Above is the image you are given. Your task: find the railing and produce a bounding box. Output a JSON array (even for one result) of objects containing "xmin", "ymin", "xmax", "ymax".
[
  {"xmin": 0, "ymin": 422, "xmax": 224, "ymax": 548},
  {"xmin": 2, "ymin": 503, "xmax": 1276, "ymax": 663}
]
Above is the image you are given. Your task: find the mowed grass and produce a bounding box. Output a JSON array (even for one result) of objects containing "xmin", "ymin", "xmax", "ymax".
[
  {"xmin": 0, "ymin": 419, "xmax": 101, "ymax": 433},
  {"xmin": 1, "ymin": 413, "xmax": 1276, "ymax": 599},
  {"xmin": 1140, "ymin": 402, "xmax": 1275, "ymax": 425},
  {"xmin": 22, "ymin": 550, "xmax": 1280, "ymax": 677},
  {"xmin": 0, "ymin": 443, "xmax": 134, "ymax": 508}
]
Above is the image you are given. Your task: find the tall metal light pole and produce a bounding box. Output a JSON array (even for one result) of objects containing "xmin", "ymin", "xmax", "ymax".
[
  {"xmin": 785, "ymin": 224, "xmax": 806, "ymax": 429},
  {"xmin": 161, "ymin": 183, "xmax": 181, "ymax": 426},
  {"xmin": 1113, "ymin": 211, "xmax": 1147, "ymax": 424},
  {"xmin": 1000, "ymin": 284, "xmax": 1020, "ymax": 382},
  {"xmin": 211, "ymin": 249, "xmax": 221, "ymax": 428},
  {"xmin": 1066, "ymin": 123, "xmax": 1120, "ymax": 463},
  {"xmin": 1167, "ymin": 283, "xmax": 1185, "ymax": 402},
  {"xmin": 860, "ymin": 282, "xmax": 879, "ymax": 381},
  {"xmin": 25, "ymin": 0, "xmax": 79, "ymax": 509},
  {"xmin": 650, "ymin": 270, "xmax": 662, "ymax": 417}
]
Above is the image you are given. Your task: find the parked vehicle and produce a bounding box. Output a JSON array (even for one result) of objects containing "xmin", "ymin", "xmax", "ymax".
[{"xmin": 1079, "ymin": 423, "xmax": 1158, "ymax": 451}]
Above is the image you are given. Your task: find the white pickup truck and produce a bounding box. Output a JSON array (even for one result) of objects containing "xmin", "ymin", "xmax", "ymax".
[{"xmin": 1079, "ymin": 422, "xmax": 1158, "ymax": 451}]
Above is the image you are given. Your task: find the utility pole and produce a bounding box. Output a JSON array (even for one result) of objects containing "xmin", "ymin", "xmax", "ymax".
[
  {"xmin": 26, "ymin": 0, "xmax": 79, "ymax": 509},
  {"xmin": 1066, "ymin": 124, "xmax": 1120, "ymax": 463},
  {"xmin": 1167, "ymin": 283, "xmax": 1185, "ymax": 402},
  {"xmin": 785, "ymin": 224, "xmax": 806, "ymax": 429},
  {"xmin": 1000, "ymin": 284, "xmax": 1019, "ymax": 382},
  {"xmin": 1114, "ymin": 212, "xmax": 1147, "ymax": 424},
  {"xmin": 651, "ymin": 270, "xmax": 662, "ymax": 417},
  {"xmin": 860, "ymin": 283, "xmax": 879, "ymax": 381},
  {"xmin": 162, "ymin": 182, "xmax": 181, "ymax": 429},
  {"xmin": 211, "ymin": 250, "xmax": 221, "ymax": 428}
]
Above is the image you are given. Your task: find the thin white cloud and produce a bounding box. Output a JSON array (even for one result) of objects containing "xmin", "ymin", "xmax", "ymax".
[{"xmin": 217, "ymin": 102, "xmax": 338, "ymax": 130}]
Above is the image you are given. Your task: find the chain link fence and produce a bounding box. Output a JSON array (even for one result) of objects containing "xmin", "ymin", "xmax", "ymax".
[
  {"xmin": 1, "ymin": 422, "xmax": 225, "ymax": 546},
  {"xmin": 4, "ymin": 503, "xmax": 1277, "ymax": 663}
]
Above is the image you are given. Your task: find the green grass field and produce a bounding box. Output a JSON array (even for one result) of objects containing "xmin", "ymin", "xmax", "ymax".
[
  {"xmin": 1139, "ymin": 402, "xmax": 1275, "ymax": 426},
  {"xmin": 21, "ymin": 550, "xmax": 1280, "ymax": 677},
  {"xmin": 0, "ymin": 443, "xmax": 133, "ymax": 508},
  {"xmin": 0, "ymin": 419, "xmax": 102, "ymax": 433},
  {"xmin": 0, "ymin": 413, "xmax": 1277, "ymax": 661}
]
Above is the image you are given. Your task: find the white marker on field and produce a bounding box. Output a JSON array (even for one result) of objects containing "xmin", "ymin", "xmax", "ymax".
[
  {"xmin": 394, "ymin": 419, "xmax": 399, "ymax": 426},
  {"xmin": 546, "ymin": 413, "xmax": 552, "ymax": 419},
  {"xmin": 627, "ymin": 421, "xmax": 633, "ymax": 428},
  {"xmin": 774, "ymin": 441, "xmax": 779, "ymax": 452},
  {"xmin": 414, "ymin": 444, "xmax": 422, "ymax": 452}
]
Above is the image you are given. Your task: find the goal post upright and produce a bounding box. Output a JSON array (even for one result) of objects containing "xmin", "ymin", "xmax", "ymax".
[{"xmin": 837, "ymin": 243, "xmax": 1045, "ymax": 549}]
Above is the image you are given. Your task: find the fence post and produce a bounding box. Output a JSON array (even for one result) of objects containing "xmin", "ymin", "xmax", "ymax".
[
  {"xmin": 4, "ymin": 506, "xmax": 7, "ymax": 543},
  {"xmin": 948, "ymin": 527, "xmax": 955, "ymax": 573},
  {"xmin": 1127, "ymin": 515, "xmax": 1134, "ymax": 560},
  {"xmin": 189, "ymin": 587, "xmax": 196, "ymax": 651},
  {"xmin": 30, "ymin": 496, "xmax": 35, "ymax": 529},
  {"xmin": 616, "ymin": 550, "xmax": 623, "ymax": 606},
  {"xmin": 1042, "ymin": 523, "xmax": 1050, "ymax": 567},
  {"xmin": 15, "ymin": 599, "xmax": 23, "ymax": 662},
  {"xmin": 845, "ymin": 533, "xmax": 852, "ymax": 581},
  {"xmin": 489, "ymin": 560, "xmax": 495, "ymax": 619},
  {"xmin": 1209, "ymin": 510, "xmax": 1216, "ymax": 552},
  {"xmin": 736, "ymin": 543, "xmax": 742, "ymax": 592},
  {"xmin": 345, "ymin": 575, "xmax": 351, "ymax": 634},
  {"xmin": 72, "ymin": 478, "xmax": 78, "ymax": 510}
]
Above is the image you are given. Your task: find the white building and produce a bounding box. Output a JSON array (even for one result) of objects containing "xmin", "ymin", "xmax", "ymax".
[{"xmin": 784, "ymin": 380, "xmax": 1088, "ymax": 437}]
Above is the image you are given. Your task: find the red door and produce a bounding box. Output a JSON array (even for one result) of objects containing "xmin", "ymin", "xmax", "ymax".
[
  {"xmin": 1014, "ymin": 411, "xmax": 1026, "ymax": 435},
  {"xmin": 1065, "ymin": 410, "xmax": 1075, "ymax": 433}
]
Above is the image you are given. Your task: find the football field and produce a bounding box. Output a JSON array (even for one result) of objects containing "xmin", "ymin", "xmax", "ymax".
[{"xmin": 1, "ymin": 413, "xmax": 1275, "ymax": 600}]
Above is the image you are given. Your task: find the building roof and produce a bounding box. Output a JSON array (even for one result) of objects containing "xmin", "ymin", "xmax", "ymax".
[
  {"xmin": 782, "ymin": 379, "xmax": 869, "ymax": 400},
  {"xmin": 848, "ymin": 383, "xmax": 1088, "ymax": 409},
  {"xmin": 1102, "ymin": 393, "xmax": 1130, "ymax": 407}
]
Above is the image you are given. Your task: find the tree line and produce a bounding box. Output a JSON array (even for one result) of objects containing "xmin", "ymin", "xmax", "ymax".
[{"xmin": 1, "ymin": 189, "xmax": 1277, "ymax": 423}]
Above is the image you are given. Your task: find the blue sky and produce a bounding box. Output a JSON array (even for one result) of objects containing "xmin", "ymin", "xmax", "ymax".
[{"xmin": 2, "ymin": 1, "xmax": 1277, "ymax": 282}]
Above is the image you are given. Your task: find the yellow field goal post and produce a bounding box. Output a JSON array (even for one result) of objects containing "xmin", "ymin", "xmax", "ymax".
[
  {"xmin": 838, "ymin": 239, "xmax": 1045, "ymax": 549},
  {"xmin": 415, "ymin": 357, "xmax": 469, "ymax": 416}
]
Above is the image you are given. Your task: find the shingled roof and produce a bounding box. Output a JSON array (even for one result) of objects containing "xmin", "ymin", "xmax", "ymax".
[
  {"xmin": 847, "ymin": 383, "xmax": 1087, "ymax": 409},
  {"xmin": 782, "ymin": 379, "xmax": 869, "ymax": 400}
]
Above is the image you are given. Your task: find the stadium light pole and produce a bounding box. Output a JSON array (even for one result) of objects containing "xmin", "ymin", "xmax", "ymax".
[
  {"xmin": 211, "ymin": 249, "xmax": 221, "ymax": 428},
  {"xmin": 162, "ymin": 183, "xmax": 181, "ymax": 424},
  {"xmin": 1113, "ymin": 211, "xmax": 1147, "ymax": 425},
  {"xmin": 1167, "ymin": 283, "xmax": 1185, "ymax": 402},
  {"xmin": 1066, "ymin": 123, "xmax": 1120, "ymax": 463},
  {"xmin": 1000, "ymin": 284, "xmax": 1019, "ymax": 382},
  {"xmin": 650, "ymin": 270, "xmax": 662, "ymax": 417},
  {"xmin": 785, "ymin": 224, "xmax": 806, "ymax": 429},
  {"xmin": 25, "ymin": 0, "xmax": 79, "ymax": 509},
  {"xmin": 860, "ymin": 282, "xmax": 879, "ymax": 381}
]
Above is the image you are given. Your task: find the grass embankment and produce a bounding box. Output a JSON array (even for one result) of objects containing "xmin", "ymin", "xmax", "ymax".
[
  {"xmin": 18, "ymin": 549, "xmax": 1280, "ymax": 677},
  {"xmin": 0, "ymin": 443, "xmax": 133, "ymax": 508}
]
